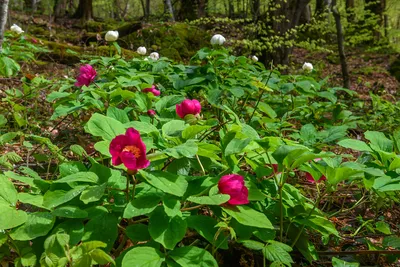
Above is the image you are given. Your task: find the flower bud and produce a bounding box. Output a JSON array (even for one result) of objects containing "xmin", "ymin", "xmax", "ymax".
[
  {"xmin": 210, "ymin": 34, "xmax": 226, "ymax": 46},
  {"xmin": 137, "ymin": 46, "xmax": 147, "ymax": 55},
  {"xmin": 218, "ymin": 174, "xmax": 249, "ymax": 205},
  {"xmin": 105, "ymin": 30, "xmax": 119, "ymax": 42},
  {"xmin": 75, "ymin": 64, "xmax": 97, "ymax": 87},
  {"xmin": 142, "ymin": 85, "xmax": 160, "ymax": 96},
  {"xmin": 147, "ymin": 109, "xmax": 156, "ymax": 117},
  {"xmin": 252, "ymin": 55, "xmax": 258, "ymax": 62},
  {"xmin": 176, "ymin": 99, "xmax": 201, "ymax": 119}
]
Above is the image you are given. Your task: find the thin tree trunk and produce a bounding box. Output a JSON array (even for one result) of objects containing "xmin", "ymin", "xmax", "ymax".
[
  {"xmin": 0, "ymin": 0, "xmax": 9, "ymax": 53},
  {"xmin": 146, "ymin": 0, "xmax": 150, "ymax": 18},
  {"xmin": 164, "ymin": 0, "xmax": 175, "ymax": 21},
  {"xmin": 73, "ymin": 0, "xmax": 93, "ymax": 21},
  {"xmin": 332, "ymin": 0, "xmax": 350, "ymax": 89},
  {"xmin": 251, "ymin": 0, "xmax": 260, "ymax": 21}
]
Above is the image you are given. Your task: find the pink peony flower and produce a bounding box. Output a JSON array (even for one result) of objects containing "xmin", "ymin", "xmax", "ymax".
[
  {"xmin": 218, "ymin": 174, "xmax": 249, "ymax": 205},
  {"xmin": 109, "ymin": 128, "xmax": 150, "ymax": 171},
  {"xmin": 75, "ymin": 64, "xmax": 97, "ymax": 87},
  {"xmin": 147, "ymin": 109, "xmax": 156, "ymax": 116},
  {"xmin": 142, "ymin": 85, "xmax": 160, "ymax": 96},
  {"xmin": 176, "ymin": 99, "xmax": 201, "ymax": 119}
]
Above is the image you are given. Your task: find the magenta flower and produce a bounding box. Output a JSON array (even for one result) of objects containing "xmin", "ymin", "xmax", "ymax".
[
  {"xmin": 75, "ymin": 64, "xmax": 97, "ymax": 87},
  {"xmin": 147, "ymin": 109, "xmax": 156, "ymax": 117},
  {"xmin": 142, "ymin": 85, "xmax": 160, "ymax": 96},
  {"xmin": 176, "ymin": 99, "xmax": 201, "ymax": 119},
  {"xmin": 218, "ymin": 174, "xmax": 249, "ymax": 205},
  {"xmin": 109, "ymin": 128, "xmax": 150, "ymax": 171}
]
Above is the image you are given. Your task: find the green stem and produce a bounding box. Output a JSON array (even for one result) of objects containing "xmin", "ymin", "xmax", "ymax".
[
  {"xmin": 131, "ymin": 175, "xmax": 137, "ymax": 200},
  {"xmin": 279, "ymin": 184, "xmax": 284, "ymax": 241}
]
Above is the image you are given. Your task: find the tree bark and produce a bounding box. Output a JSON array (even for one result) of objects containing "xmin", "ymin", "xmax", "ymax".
[
  {"xmin": 197, "ymin": 0, "xmax": 208, "ymax": 18},
  {"xmin": 332, "ymin": 0, "xmax": 350, "ymax": 89},
  {"xmin": 164, "ymin": 0, "xmax": 175, "ymax": 22},
  {"xmin": 177, "ymin": 0, "xmax": 197, "ymax": 21},
  {"xmin": 251, "ymin": 0, "xmax": 260, "ymax": 21},
  {"xmin": 73, "ymin": 0, "xmax": 93, "ymax": 21},
  {"xmin": 54, "ymin": 0, "xmax": 67, "ymax": 21},
  {"xmin": 0, "ymin": 0, "xmax": 9, "ymax": 53}
]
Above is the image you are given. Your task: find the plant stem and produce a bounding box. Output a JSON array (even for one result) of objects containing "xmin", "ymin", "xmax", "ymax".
[
  {"xmin": 279, "ymin": 184, "xmax": 284, "ymax": 242},
  {"xmin": 195, "ymin": 154, "xmax": 206, "ymax": 175},
  {"xmin": 181, "ymin": 204, "xmax": 204, "ymax": 211}
]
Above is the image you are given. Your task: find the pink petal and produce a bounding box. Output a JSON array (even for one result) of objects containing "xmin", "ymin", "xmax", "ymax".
[{"xmin": 120, "ymin": 151, "xmax": 138, "ymax": 170}]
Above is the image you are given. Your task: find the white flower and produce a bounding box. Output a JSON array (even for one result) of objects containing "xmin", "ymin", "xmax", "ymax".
[
  {"xmin": 10, "ymin": 24, "xmax": 24, "ymax": 34},
  {"xmin": 252, "ymin": 55, "xmax": 258, "ymax": 62},
  {"xmin": 149, "ymin": 52, "xmax": 159, "ymax": 60},
  {"xmin": 137, "ymin": 46, "xmax": 147, "ymax": 55},
  {"xmin": 302, "ymin": 62, "xmax": 313, "ymax": 72},
  {"xmin": 105, "ymin": 31, "xmax": 119, "ymax": 42},
  {"xmin": 210, "ymin": 34, "xmax": 226, "ymax": 46}
]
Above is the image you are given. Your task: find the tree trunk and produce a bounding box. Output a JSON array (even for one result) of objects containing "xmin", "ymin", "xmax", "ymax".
[
  {"xmin": 177, "ymin": 0, "xmax": 197, "ymax": 21},
  {"xmin": 0, "ymin": 0, "xmax": 9, "ymax": 53},
  {"xmin": 332, "ymin": 0, "xmax": 350, "ymax": 89},
  {"xmin": 73, "ymin": 0, "xmax": 93, "ymax": 21},
  {"xmin": 146, "ymin": 0, "xmax": 150, "ymax": 18},
  {"xmin": 251, "ymin": 0, "xmax": 260, "ymax": 21},
  {"xmin": 54, "ymin": 0, "xmax": 67, "ymax": 21},
  {"xmin": 228, "ymin": 0, "xmax": 234, "ymax": 18},
  {"xmin": 164, "ymin": 0, "xmax": 175, "ymax": 21},
  {"xmin": 365, "ymin": 0, "xmax": 383, "ymax": 40},
  {"xmin": 345, "ymin": 0, "xmax": 355, "ymax": 22},
  {"xmin": 197, "ymin": 0, "xmax": 207, "ymax": 18}
]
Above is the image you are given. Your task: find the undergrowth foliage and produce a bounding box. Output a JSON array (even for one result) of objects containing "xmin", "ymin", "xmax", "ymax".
[{"xmin": 1, "ymin": 33, "xmax": 400, "ymax": 267}]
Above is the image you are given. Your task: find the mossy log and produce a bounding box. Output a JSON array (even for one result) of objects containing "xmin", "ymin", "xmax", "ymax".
[{"xmin": 82, "ymin": 22, "xmax": 142, "ymax": 45}]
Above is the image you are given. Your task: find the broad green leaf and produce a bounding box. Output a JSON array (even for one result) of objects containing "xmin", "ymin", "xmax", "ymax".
[
  {"xmin": 52, "ymin": 206, "xmax": 88, "ymax": 218},
  {"xmin": 241, "ymin": 240, "xmax": 264, "ymax": 250},
  {"xmin": 0, "ymin": 132, "xmax": 18, "ymax": 145},
  {"xmin": 164, "ymin": 140, "xmax": 198, "ymax": 159},
  {"xmin": 94, "ymin": 140, "xmax": 111, "ymax": 157},
  {"xmin": 107, "ymin": 106, "xmax": 130, "ymax": 124},
  {"xmin": 0, "ymin": 174, "xmax": 18, "ymax": 205},
  {"xmin": 122, "ymin": 247, "xmax": 165, "ymax": 267},
  {"xmin": 225, "ymin": 138, "xmax": 251, "ymax": 156},
  {"xmin": 332, "ymin": 257, "xmax": 359, "ymax": 267},
  {"xmin": 365, "ymin": 131, "xmax": 393, "ymax": 152},
  {"xmin": 295, "ymin": 215, "xmax": 339, "ymax": 238},
  {"xmin": 139, "ymin": 170, "xmax": 188, "ymax": 197},
  {"xmin": 0, "ymin": 56, "xmax": 20, "ymax": 77},
  {"xmin": 222, "ymin": 206, "xmax": 274, "ymax": 229},
  {"xmin": 53, "ymin": 172, "xmax": 99, "ymax": 184},
  {"xmin": 51, "ymin": 220, "xmax": 84, "ymax": 246},
  {"xmin": 91, "ymin": 248, "xmax": 116, "ymax": 265},
  {"xmin": 80, "ymin": 183, "xmax": 107, "ymax": 204},
  {"xmin": 149, "ymin": 207, "xmax": 187, "ymax": 250},
  {"xmin": 123, "ymin": 194, "xmax": 162, "ymax": 218},
  {"xmin": 383, "ymin": 235, "xmax": 400, "ymax": 248},
  {"xmin": 86, "ymin": 113, "xmax": 125, "ymax": 140},
  {"xmin": 338, "ymin": 139, "xmax": 372, "ymax": 152},
  {"xmin": 43, "ymin": 185, "xmax": 88, "ymax": 209},
  {"xmin": 124, "ymin": 121, "xmax": 159, "ymax": 135},
  {"xmin": 162, "ymin": 120, "xmax": 187, "ymax": 138},
  {"xmin": 82, "ymin": 213, "xmax": 118, "ymax": 252},
  {"xmin": 186, "ymin": 215, "xmax": 228, "ymax": 249},
  {"xmin": 375, "ymin": 221, "xmax": 391, "ymax": 235},
  {"xmin": 0, "ymin": 204, "xmax": 27, "ymax": 229},
  {"xmin": 182, "ymin": 125, "xmax": 211, "ymax": 140},
  {"xmin": 169, "ymin": 246, "xmax": 218, "ymax": 267},
  {"xmin": 187, "ymin": 194, "xmax": 230, "ymax": 205},
  {"xmin": 125, "ymin": 224, "xmax": 151, "ymax": 242},
  {"xmin": 10, "ymin": 212, "xmax": 55, "ymax": 241}
]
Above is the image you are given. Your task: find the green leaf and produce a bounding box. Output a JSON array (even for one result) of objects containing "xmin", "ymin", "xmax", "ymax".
[
  {"xmin": 52, "ymin": 206, "xmax": 88, "ymax": 218},
  {"xmin": 263, "ymin": 241, "xmax": 293, "ymax": 266},
  {"xmin": 149, "ymin": 207, "xmax": 187, "ymax": 250},
  {"xmin": 53, "ymin": 172, "xmax": 99, "ymax": 184},
  {"xmin": 0, "ymin": 174, "xmax": 18, "ymax": 205},
  {"xmin": 0, "ymin": 204, "xmax": 28, "ymax": 229},
  {"xmin": 332, "ymin": 257, "xmax": 360, "ymax": 267},
  {"xmin": 186, "ymin": 215, "xmax": 228, "ymax": 249},
  {"xmin": 124, "ymin": 121, "xmax": 159, "ymax": 135},
  {"xmin": 383, "ymin": 235, "xmax": 400, "ymax": 248},
  {"xmin": 43, "ymin": 185, "xmax": 88, "ymax": 209},
  {"xmin": 81, "ymin": 213, "xmax": 118, "ymax": 252},
  {"xmin": 51, "ymin": 220, "xmax": 84, "ymax": 246},
  {"xmin": 107, "ymin": 107, "xmax": 130, "ymax": 124},
  {"xmin": 187, "ymin": 194, "xmax": 230, "ymax": 205},
  {"xmin": 169, "ymin": 246, "xmax": 218, "ymax": 267},
  {"xmin": 241, "ymin": 240, "xmax": 265, "ymax": 250},
  {"xmin": 90, "ymin": 248, "xmax": 115, "ymax": 266},
  {"xmin": 164, "ymin": 140, "xmax": 198, "ymax": 159},
  {"xmin": 86, "ymin": 113, "xmax": 125, "ymax": 141},
  {"xmin": 21, "ymin": 252, "xmax": 37, "ymax": 267},
  {"xmin": 122, "ymin": 247, "xmax": 165, "ymax": 267},
  {"xmin": 182, "ymin": 125, "xmax": 211, "ymax": 140},
  {"xmin": 123, "ymin": 194, "xmax": 162, "ymax": 218},
  {"xmin": 338, "ymin": 139, "xmax": 372, "ymax": 152},
  {"xmin": 155, "ymin": 95, "xmax": 185, "ymax": 114},
  {"xmin": 375, "ymin": 221, "xmax": 391, "ymax": 235},
  {"xmin": 0, "ymin": 132, "xmax": 18, "ymax": 145},
  {"xmin": 139, "ymin": 170, "xmax": 188, "ymax": 197},
  {"xmin": 10, "ymin": 212, "xmax": 55, "ymax": 241},
  {"xmin": 0, "ymin": 56, "xmax": 20, "ymax": 77},
  {"xmin": 365, "ymin": 131, "xmax": 393, "ymax": 152},
  {"xmin": 299, "ymin": 124, "xmax": 317, "ymax": 145},
  {"xmin": 94, "ymin": 140, "xmax": 111, "ymax": 157},
  {"xmin": 225, "ymin": 138, "xmax": 252, "ymax": 156},
  {"xmin": 162, "ymin": 120, "xmax": 187, "ymax": 138},
  {"xmin": 125, "ymin": 224, "xmax": 151, "ymax": 242},
  {"xmin": 258, "ymin": 102, "xmax": 277, "ymax": 119},
  {"xmin": 222, "ymin": 206, "xmax": 274, "ymax": 229},
  {"xmin": 80, "ymin": 183, "xmax": 106, "ymax": 204}
]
